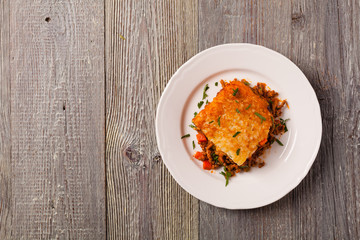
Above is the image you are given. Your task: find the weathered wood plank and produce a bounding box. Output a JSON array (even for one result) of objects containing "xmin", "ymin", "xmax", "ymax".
[
  {"xmin": 9, "ymin": 1, "xmax": 105, "ymax": 238},
  {"xmin": 199, "ymin": 0, "xmax": 359, "ymax": 239},
  {"xmin": 0, "ymin": 0, "xmax": 11, "ymax": 239},
  {"xmin": 105, "ymin": 0, "xmax": 199, "ymax": 239},
  {"xmin": 289, "ymin": 0, "xmax": 359, "ymax": 238}
]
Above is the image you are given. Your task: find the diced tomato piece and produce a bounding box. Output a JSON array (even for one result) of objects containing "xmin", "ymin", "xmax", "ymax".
[
  {"xmin": 259, "ymin": 138, "xmax": 267, "ymax": 146},
  {"xmin": 196, "ymin": 133, "xmax": 207, "ymax": 143},
  {"xmin": 203, "ymin": 160, "xmax": 212, "ymax": 170},
  {"xmin": 194, "ymin": 151, "xmax": 204, "ymax": 160}
]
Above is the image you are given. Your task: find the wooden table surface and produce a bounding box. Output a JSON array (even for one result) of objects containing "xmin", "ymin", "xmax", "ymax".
[{"xmin": 0, "ymin": 0, "xmax": 359, "ymax": 239}]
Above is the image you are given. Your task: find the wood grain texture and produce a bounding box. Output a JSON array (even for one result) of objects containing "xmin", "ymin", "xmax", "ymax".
[
  {"xmin": 105, "ymin": 0, "xmax": 199, "ymax": 239},
  {"xmin": 1, "ymin": 0, "xmax": 358, "ymax": 238},
  {"xmin": 199, "ymin": 0, "xmax": 359, "ymax": 239},
  {"xmin": 9, "ymin": 1, "xmax": 105, "ymax": 239},
  {"xmin": 0, "ymin": 0, "xmax": 11, "ymax": 239}
]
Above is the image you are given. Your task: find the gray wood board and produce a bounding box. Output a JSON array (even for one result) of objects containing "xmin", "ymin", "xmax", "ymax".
[
  {"xmin": 0, "ymin": 0, "xmax": 359, "ymax": 239},
  {"xmin": 198, "ymin": 0, "xmax": 359, "ymax": 239},
  {"xmin": 7, "ymin": 1, "xmax": 106, "ymax": 238},
  {"xmin": 0, "ymin": 0, "xmax": 11, "ymax": 239},
  {"xmin": 105, "ymin": 0, "xmax": 199, "ymax": 239}
]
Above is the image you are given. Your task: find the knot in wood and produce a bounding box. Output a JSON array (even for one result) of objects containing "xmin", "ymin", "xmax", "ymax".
[
  {"xmin": 291, "ymin": 12, "xmax": 305, "ymax": 30},
  {"xmin": 125, "ymin": 146, "xmax": 141, "ymax": 165},
  {"xmin": 152, "ymin": 154, "xmax": 162, "ymax": 162}
]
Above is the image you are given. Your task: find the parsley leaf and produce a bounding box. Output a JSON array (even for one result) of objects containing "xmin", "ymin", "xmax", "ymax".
[
  {"xmin": 275, "ymin": 138, "xmax": 284, "ymax": 146},
  {"xmin": 220, "ymin": 167, "xmax": 232, "ymax": 186},
  {"xmin": 181, "ymin": 134, "xmax": 190, "ymax": 139},
  {"xmin": 198, "ymin": 101, "xmax": 204, "ymax": 109},
  {"xmin": 255, "ymin": 112, "xmax": 266, "ymax": 123},
  {"xmin": 233, "ymin": 88, "xmax": 239, "ymax": 96},
  {"xmin": 233, "ymin": 132, "xmax": 241, "ymax": 137},
  {"xmin": 202, "ymin": 84, "xmax": 209, "ymax": 99}
]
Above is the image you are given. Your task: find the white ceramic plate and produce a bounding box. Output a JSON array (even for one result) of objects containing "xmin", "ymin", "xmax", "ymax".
[{"xmin": 155, "ymin": 43, "xmax": 322, "ymax": 209}]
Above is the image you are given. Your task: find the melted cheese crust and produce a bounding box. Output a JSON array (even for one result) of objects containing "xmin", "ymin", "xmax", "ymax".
[{"xmin": 192, "ymin": 80, "xmax": 272, "ymax": 166}]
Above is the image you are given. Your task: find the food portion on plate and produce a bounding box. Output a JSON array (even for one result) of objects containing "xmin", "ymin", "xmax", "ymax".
[{"xmin": 191, "ymin": 78, "xmax": 288, "ymax": 186}]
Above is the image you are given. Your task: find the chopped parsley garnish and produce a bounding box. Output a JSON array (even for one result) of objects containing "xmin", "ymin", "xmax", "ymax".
[
  {"xmin": 255, "ymin": 112, "xmax": 266, "ymax": 123},
  {"xmin": 209, "ymin": 120, "xmax": 214, "ymax": 124},
  {"xmin": 246, "ymin": 104, "xmax": 251, "ymax": 110},
  {"xmin": 204, "ymin": 84, "xmax": 209, "ymax": 91},
  {"xmin": 181, "ymin": 134, "xmax": 190, "ymax": 139},
  {"xmin": 215, "ymin": 82, "xmax": 218, "ymax": 86},
  {"xmin": 236, "ymin": 108, "xmax": 241, "ymax": 114},
  {"xmin": 271, "ymin": 116, "xmax": 274, "ymax": 129},
  {"xmin": 192, "ymin": 141, "xmax": 195, "ymax": 149},
  {"xmin": 206, "ymin": 99, "xmax": 209, "ymax": 105},
  {"xmin": 189, "ymin": 124, "xmax": 196, "ymax": 129},
  {"xmin": 275, "ymin": 138, "xmax": 284, "ymax": 146},
  {"xmin": 233, "ymin": 88, "xmax": 239, "ymax": 96},
  {"xmin": 198, "ymin": 101, "xmax": 204, "ymax": 109},
  {"xmin": 239, "ymin": 165, "xmax": 248, "ymax": 169},
  {"xmin": 280, "ymin": 118, "xmax": 290, "ymax": 132},
  {"xmin": 217, "ymin": 116, "xmax": 221, "ymax": 126},
  {"xmin": 211, "ymin": 152, "xmax": 219, "ymax": 163},
  {"xmin": 235, "ymin": 100, "xmax": 239, "ymax": 103},
  {"xmin": 233, "ymin": 131, "xmax": 241, "ymax": 137},
  {"xmin": 243, "ymin": 81, "xmax": 250, "ymax": 86},
  {"xmin": 202, "ymin": 84, "xmax": 209, "ymax": 99},
  {"xmin": 236, "ymin": 148, "xmax": 240, "ymax": 155},
  {"xmin": 220, "ymin": 167, "xmax": 232, "ymax": 186},
  {"xmin": 194, "ymin": 112, "xmax": 197, "ymax": 117},
  {"xmin": 204, "ymin": 84, "xmax": 210, "ymax": 91}
]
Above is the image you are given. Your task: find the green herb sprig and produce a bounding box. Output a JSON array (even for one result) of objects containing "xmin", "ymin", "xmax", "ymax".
[
  {"xmin": 255, "ymin": 112, "xmax": 266, "ymax": 123},
  {"xmin": 280, "ymin": 118, "xmax": 290, "ymax": 132},
  {"xmin": 211, "ymin": 152, "xmax": 219, "ymax": 164},
  {"xmin": 233, "ymin": 88, "xmax": 239, "ymax": 96},
  {"xmin": 181, "ymin": 134, "xmax": 190, "ymax": 139},
  {"xmin": 202, "ymin": 84, "xmax": 209, "ymax": 99},
  {"xmin": 275, "ymin": 138, "xmax": 284, "ymax": 146},
  {"xmin": 220, "ymin": 167, "xmax": 232, "ymax": 186},
  {"xmin": 198, "ymin": 101, "xmax": 204, "ymax": 109},
  {"xmin": 233, "ymin": 132, "xmax": 241, "ymax": 137}
]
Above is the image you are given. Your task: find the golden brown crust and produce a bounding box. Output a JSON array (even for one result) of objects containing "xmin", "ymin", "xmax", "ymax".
[{"xmin": 192, "ymin": 79, "xmax": 272, "ymax": 166}]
